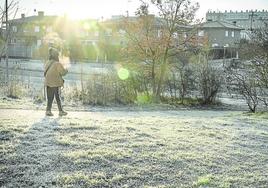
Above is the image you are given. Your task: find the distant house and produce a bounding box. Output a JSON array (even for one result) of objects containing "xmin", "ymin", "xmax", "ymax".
[
  {"xmin": 197, "ymin": 20, "xmax": 243, "ymax": 59},
  {"xmin": 198, "ymin": 20, "xmax": 242, "ymax": 47},
  {"xmin": 8, "ymin": 11, "xmax": 63, "ymax": 58},
  {"xmin": 206, "ymin": 10, "xmax": 268, "ymax": 40},
  {"xmin": 101, "ymin": 14, "xmax": 195, "ymax": 49},
  {"xmin": 6, "ymin": 12, "xmax": 245, "ymax": 60},
  {"xmin": 7, "ymin": 12, "xmax": 103, "ymax": 60}
]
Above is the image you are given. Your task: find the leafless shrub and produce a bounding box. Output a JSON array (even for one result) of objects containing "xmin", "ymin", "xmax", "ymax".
[
  {"xmin": 64, "ymin": 71, "xmax": 141, "ymax": 105},
  {"xmin": 225, "ymin": 61, "xmax": 259, "ymax": 112},
  {"xmin": 166, "ymin": 62, "xmax": 195, "ymax": 103},
  {"xmin": 196, "ymin": 63, "xmax": 222, "ymax": 104}
]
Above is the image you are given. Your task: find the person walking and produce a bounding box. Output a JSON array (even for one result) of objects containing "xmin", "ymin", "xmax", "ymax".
[{"xmin": 44, "ymin": 47, "xmax": 68, "ymax": 116}]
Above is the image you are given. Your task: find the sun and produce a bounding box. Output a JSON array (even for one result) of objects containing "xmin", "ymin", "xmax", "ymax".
[
  {"xmin": 62, "ymin": 3, "xmax": 101, "ymax": 20},
  {"xmin": 24, "ymin": 0, "xmax": 137, "ymax": 20}
]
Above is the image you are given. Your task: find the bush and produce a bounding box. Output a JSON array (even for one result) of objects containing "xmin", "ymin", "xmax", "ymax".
[
  {"xmin": 64, "ymin": 71, "xmax": 140, "ymax": 106},
  {"xmin": 135, "ymin": 92, "xmax": 153, "ymax": 105},
  {"xmin": 197, "ymin": 63, "xmax": 222, "ymax": 104},
  {"xmin": 166, "ymin": 63, "xmax": 196, "ymax": 103},
  {"xmin": 225, "ymin": 61, "xmax": 259, "ymax": 113}
]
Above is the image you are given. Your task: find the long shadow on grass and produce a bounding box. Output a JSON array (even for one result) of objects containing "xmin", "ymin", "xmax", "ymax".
[{"xmin": 0, "ymin": 117, "xmax": 63, "ymax": 187}]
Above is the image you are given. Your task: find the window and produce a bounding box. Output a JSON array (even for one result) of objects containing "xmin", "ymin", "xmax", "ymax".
[
  {"xmin": 37, "ymin": 40, "xmax": 42, "ymax": 47},
  {"xmin": 10, "ymin": 38, "xmax": 16, "ymax": 44},
  {"xmin": 198, "ymin": 30, "xmax": 204, "ymax": 37},
  {"xmin": 12, "ymin": 26, "xmax": 17, "ymax": 32},
  {"xmin": 231, "ymin": 31, "xmax": 235, "ymax": 37},
  {"xmin": 225, "ymin": 30, "xmax": 229, "ymax": 37},
  {"xmin": 241, "ymin": 32, "xmax": 248, "ymax": 39},
  {"xmin": 35, "ymin": 26, "xmax": 40, "ymax": 32}
]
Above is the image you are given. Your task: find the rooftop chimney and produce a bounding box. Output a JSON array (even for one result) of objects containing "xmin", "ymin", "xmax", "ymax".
[{"xmin": 38, "ymin": 11, "xmax": 44, "ymax": 17}]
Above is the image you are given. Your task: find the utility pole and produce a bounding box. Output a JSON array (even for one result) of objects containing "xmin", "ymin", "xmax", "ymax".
[
  {"xmin": 126, "ymin": 0, "xmax": 131, "ymax": 17},
  {"xmin": 4, "ymin": 0, "xmax": 9, "ymax": 85},
  {"xmin": 249, "ymin": 11, "xmax": 258, "ymax": 31}
]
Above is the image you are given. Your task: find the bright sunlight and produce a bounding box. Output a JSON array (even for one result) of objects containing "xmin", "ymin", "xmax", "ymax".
[{"xmin": 24, "ymin": 0, "xmax": 137, "ymax": 20}]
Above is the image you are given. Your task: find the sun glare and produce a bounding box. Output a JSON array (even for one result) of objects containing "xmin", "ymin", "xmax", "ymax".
[
  {"xmin": 59, "ymin": 0, "xmax": 130, "ymax": 20},
  {"xmin": 117, "ymin": 68, "xmax": 130, "ymax": 80}
]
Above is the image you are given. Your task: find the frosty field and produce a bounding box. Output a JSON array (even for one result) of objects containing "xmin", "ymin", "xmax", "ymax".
[{"xmin": 0, "ymin": 108, "xmax": 268, "ymax": 187}]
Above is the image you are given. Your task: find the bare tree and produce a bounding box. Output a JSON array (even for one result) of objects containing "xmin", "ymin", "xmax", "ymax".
[
  {"xmin": 0, "ymin": 0, "xmax": 19, "ymax": 85},
  {"xmin": 238, "ymin": 26, "xmax": 268, "ymax": 110},
  {"xmin": 225, "ymin": 61, "xmax": 259, "ymax": 113},
  {"xmin": 122, "ymin": 0, "xmax": 200, "ymax": 102},
  {"xmin": 0, "ymin": 0, "xmax": 19, "ymax": 55}
]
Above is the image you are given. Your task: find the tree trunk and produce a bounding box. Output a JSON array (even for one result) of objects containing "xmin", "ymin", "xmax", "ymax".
[{"xmin": 152, "ymin": 60, "xmax": 156, "ymax": 96}]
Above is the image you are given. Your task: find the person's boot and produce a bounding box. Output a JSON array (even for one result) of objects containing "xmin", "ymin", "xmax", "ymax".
[
  {"xmin": 59, "ymin": 110, "xmax": 68, "ymax": 116},
  {"xmin": 46, "ymin": 110, "xmax": 54, "ymax": 116}
]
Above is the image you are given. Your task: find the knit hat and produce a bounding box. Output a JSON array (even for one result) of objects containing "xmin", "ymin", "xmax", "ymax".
[{"xmin": 48, "ymin": 47, "xmax": 59, "ymax": 61}]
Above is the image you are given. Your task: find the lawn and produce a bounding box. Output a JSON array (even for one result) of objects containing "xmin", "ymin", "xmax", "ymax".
[{"xmin": 0, "ymin": 108, "xmax": 268, "ymax": 187}]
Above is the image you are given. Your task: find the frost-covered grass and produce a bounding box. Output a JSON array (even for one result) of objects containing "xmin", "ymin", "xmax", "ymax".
[
  {"xmin": 0, "ymin": 110, "xmax": 40, "ymax": 157},
  {"xmin": 0, "ymin": 108, "xmax": 268, "ymax": 187}
]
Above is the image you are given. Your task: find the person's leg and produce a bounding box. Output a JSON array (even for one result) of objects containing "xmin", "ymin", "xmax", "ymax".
[
  {"xmin": 55, "ymin": 87, "xmax": 67, "ymax": 116},
  {"xmin": 46, "ymin": 86, "xmax": 55, "ymax": 116},
  {"xmin": 55, "ymin": 87, "xmax": 63, "ymax": 111}
]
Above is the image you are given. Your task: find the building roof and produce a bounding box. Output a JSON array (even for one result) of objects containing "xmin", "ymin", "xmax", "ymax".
[
  {"xmin": 103, "ymin": 15, "xmax": 193, "ymax": 30},
  {"xmin": 10, "ymin": 15, "xmax": 58, "ymax": 24},
  {"xmin": 200, "ymin": 20, "xmax": 243, "ymax": 30}
]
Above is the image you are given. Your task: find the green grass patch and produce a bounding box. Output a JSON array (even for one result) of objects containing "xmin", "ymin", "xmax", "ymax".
[
  {"xmin": 195, "ymin": 174, "xmax": 213, "ymax": 187},
  {"xmin": 245, "ymin": 111, "xmax": 268, "ymax": 119},
  {"xmin": 135, "ymin": 93, "xmax": 153, "ymax": 105},
  {"xmin": 58, "ymin": 172, "xmax": 106, "ymax": 187}
]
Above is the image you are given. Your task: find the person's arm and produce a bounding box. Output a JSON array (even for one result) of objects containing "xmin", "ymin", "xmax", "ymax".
[
  {"xmin": 44, "ymin": 61, "xmax": 52, "ymax": 77},
  {"xmin": 57, "ymin": 63, "xmax": 68, "ymax": 76}
]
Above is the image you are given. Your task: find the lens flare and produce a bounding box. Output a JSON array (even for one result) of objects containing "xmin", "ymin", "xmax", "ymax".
[
  {"xmin": 83, "ymin": 23, "xmax": 90, "ymax": 30},
  {"xmin": 136, "ymin": 93, "xmax": 151, "ymax": 104},
  {"xmin": 117, "ymin": 68, "xmax": 129, "ymax": 80}
]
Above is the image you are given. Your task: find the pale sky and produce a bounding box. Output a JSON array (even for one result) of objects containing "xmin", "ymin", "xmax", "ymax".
[{"xmin": 2, "ymin": 0, "xmax": 268, "ymax": 20}]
